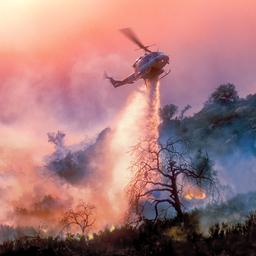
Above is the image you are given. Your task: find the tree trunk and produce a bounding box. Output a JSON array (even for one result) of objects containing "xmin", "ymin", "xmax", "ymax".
[
  {"xmin": 174, "ymin": 201, "xmax": 184, "ymax": 221},
  {"xmin": 171, "ymin": 177, "xmax": 184, "ymax": 221}
]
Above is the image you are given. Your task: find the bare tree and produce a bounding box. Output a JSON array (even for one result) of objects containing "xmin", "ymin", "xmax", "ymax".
[
  {"xmin": 128, "ymin": 138, "xmax": 215, "ymax": 221},
  {"xmin": 60, "ymin": 202, "xmax": 95, "ymax": 235}
]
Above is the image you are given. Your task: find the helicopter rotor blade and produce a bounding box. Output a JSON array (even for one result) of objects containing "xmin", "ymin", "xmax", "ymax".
[{"xmin": 120, "ymin": 28, "xmax": 151, "ymax": 52}]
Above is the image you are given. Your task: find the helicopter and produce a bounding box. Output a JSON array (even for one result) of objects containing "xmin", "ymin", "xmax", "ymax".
[{"xmin": 105, "ymin": 28, "xmax": 170, "ymax": 88}]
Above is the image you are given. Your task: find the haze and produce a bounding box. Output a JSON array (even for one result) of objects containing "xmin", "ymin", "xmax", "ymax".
[{"xmin": 0, "ymin": 0, "xmax": 255, "ymax": 155}]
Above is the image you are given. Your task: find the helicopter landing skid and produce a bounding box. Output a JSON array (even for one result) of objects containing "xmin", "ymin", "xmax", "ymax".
[{"xmin": 159, "ymin": 69, "xmax": 171, "ymax": 80}]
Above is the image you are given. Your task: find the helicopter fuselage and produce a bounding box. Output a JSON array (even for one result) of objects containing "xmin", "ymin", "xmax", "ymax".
[
  {"xmin": 105, "ymin": 28, "xmax": 170, "ymax": 88},
  {"xmin": 133, "ymin": 51, "xmax": 169, "ymax": 79}
]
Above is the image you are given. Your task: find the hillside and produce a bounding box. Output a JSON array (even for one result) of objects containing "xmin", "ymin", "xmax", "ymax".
[{"xmin": 160, "ymin": 84, "xmax": 256, "ymax": 156}]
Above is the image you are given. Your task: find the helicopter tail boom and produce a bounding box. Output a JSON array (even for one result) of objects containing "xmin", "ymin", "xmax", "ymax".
[{"xmin": 104, "ymin": 72, "xmax": 137, "ymax": 88}]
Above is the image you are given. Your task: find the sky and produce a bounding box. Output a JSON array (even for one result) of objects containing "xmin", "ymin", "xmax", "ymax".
[{"xmin": 0, "ymin": 0, "xmax": 256, "ymax": 155}]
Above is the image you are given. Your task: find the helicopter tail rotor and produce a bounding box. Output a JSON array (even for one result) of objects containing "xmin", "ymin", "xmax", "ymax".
[{"xmin": 104, "ymin": 72, "xmax": 122, "ymax": 88}]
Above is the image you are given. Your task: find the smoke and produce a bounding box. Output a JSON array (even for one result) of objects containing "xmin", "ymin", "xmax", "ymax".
[
  {"xmin": 197, "ymin": 190, "xmax": 256, "ymax": 234},
  {"xmin": 159, "ymin": 86, "xmax": 256, "ymax": 229},
  {"xmin": 0, "ymin": 76, "xmax": 163, "ymax": 240},
  {"xmin": 46, "ymin": 129, "xmax": 111, "ymax": 185},
  {"xmin": 2, "ymin": 76, "xmax": 255, "ymax": 238},
  {"xmin": 0, "ymin": 0, "xmax": 256, "ymax": 242}
]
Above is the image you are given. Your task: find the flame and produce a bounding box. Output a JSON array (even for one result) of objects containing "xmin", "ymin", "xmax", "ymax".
[
  {"xmin": 109, "ymin": 225, "xmax": 115, "ymax": 232},
  {"xmin": 42, "ymin": 228, "xmax": 48, "ymax": 234},
  {"xmin": 184, "ymin": 186, "xmax": 206, "ymax": 200},
  {"xmin": 88, "ymin": 233, "xmax": 94, "ymax": 240}
]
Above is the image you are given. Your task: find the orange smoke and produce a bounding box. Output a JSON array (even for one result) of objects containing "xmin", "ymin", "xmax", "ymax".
[{"xmin": 0, "ymin": 79, "xmax": 161, "ymax": 233}]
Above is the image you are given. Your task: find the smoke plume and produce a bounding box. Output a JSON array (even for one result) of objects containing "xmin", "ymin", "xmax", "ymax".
[{"xmin": 0, "ymin": 76, "xmax": 163, "ymax": 240}]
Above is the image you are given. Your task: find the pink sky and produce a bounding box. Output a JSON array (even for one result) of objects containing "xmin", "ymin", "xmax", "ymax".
[{"xmin": 0, "ymin": 0, "xmax": 256, "ymax": 150}]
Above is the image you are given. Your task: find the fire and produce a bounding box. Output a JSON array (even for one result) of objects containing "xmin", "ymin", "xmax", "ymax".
[
  {"xmin": 42, "ymin": 228, "xmax": 48, "ymax": 234},
  {"xmin": 184, "ymin": 186, "xmax": 206, "ymax": 200},
  {"xmin": 88, "ymin": 233, "xmax": 94, "ymax": 240},
  {"xmin": 109, "ymin": 225, "xmax": 115, "ymax": 232}
]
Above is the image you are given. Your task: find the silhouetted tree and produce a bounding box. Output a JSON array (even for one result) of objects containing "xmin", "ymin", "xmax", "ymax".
[
  {"xmin": 128, "ymin": 138, "xmax": 215, "ymax": 221},
  {"xmin": 207, "ymin": 83, "xmax": 239, "ymax": 105},
  {"xmin": 160, "ymin": 104, "xmax": 178, "ymax": 121},
  {"xmin": 60, "ymin": 202, "xmax": 95, "ymax": 235},
  {"xmin": 179, "ymin": 104, "xmax": 191, "ymax": 120}
]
